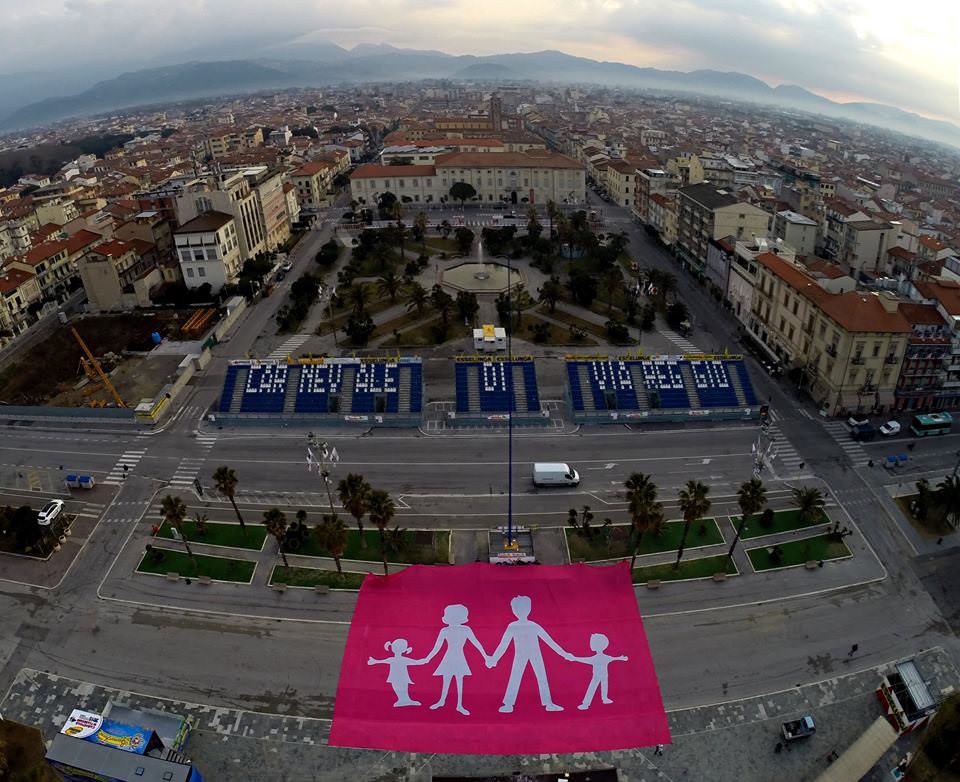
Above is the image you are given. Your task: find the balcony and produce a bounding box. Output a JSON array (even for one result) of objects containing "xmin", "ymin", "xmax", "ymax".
[
  {"xmin": 851, "ymin": 356, "xmax": 864, "ymax": 365},
  {"xmin": 885, "ymin": 355, "xmax": 898, "ymax": 364},
  {"xmin": 826, "ymin": 344, "xmax": 838, "ymax": 357}
]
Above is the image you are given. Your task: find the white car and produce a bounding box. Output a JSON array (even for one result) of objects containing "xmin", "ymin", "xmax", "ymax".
[
  {"xmin": 37, "ymin": 499, "xmax": 64, "ymax": 526},
  {"xmin": 879, "ymin": 420, "xmax": 901, "ymax": 436}
]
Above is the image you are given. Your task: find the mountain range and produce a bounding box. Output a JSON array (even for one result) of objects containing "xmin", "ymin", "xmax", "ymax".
[{"xmin": 1, "ymin": 44, "xmax": 957, "ymax": 149}]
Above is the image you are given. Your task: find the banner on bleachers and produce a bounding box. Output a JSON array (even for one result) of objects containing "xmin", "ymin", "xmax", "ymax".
[
  {"xmin": 455, "ymin": 354, "xmax": 534, "ymax": 363},
  {"xmin": 329, "ymin": 562, "xmax": 670, "ymax": 755}
]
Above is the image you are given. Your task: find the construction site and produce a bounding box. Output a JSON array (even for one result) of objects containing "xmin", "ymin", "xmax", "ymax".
[{"xmin": 0, "ymin": 307, "xmax": 222, "ymax": 409}]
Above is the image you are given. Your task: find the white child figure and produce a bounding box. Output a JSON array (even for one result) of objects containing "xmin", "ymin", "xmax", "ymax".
[
  {"xmin": 417, "ymin": 604, "xmax": 489, "ymax": 716},
  {"xmin": 569, "ymin": 632, "xmax": 628, "ymax": 710},
  {"xmin": 368, "ymin": 638, "xmax": 425, "ymax": 707}
]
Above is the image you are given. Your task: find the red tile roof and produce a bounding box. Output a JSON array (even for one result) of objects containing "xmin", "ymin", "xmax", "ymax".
[
  {"xmin": 291, "ymin": 161, "xmax": 333, "ymax": 177},
  {"xmin": 914, "ymin": 280, "xmax": 960, "ymax": 315},
  {"xmin": 0, "ymin": 267, "xmax": 36, "ymax": 295}
]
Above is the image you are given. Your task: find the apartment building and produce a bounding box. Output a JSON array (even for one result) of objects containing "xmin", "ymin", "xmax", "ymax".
[
  {"xmin": 175, "ymin": 172, "xmax": 267, "ymax": 262},
  {"xmin": 349, "ymin": 151, "xmax": 585, "ymax": 206},
  {"xmin": 726, "ymin": 238, "xmax": 799, "ymax": 330},
  {"xmin": 604, "ymin": 160, "xmax": 635, "ymax": 208},
  {"xmin": 752, "ymin": 251, "xmax": 909, "ymax": 413},
  {"xmin": 6, "ymin": 229, "xmax": 102, "ymax": 302},
  {"xmin": 173, "ymin": 211, "xmax": 241, "ymax": 292},
  {"xmin": 234, "ymin": 166, "xmax": 291, "ymax": 252},
  {"xmin": 895, "ymin": 302, "xmax": 953, "ymax": 411},
  {"xmin": 77, "ymin": 238, "xmax": 161, "ymax": 311},
  {"xmin": 675, "ymin": 183, "xmax": 770, "ymax": 276},
  {"xmin": 35, "ymin": 198, "xmax": 80, "ymax": 227},
  {"xmin": 0, "ymin": 267, "xmax": 41, "ymax": 344},
  {"xmin": 203, "ymin": 127, "xmax": 264, "ymax": 159},
  {"xmin": 841, "ymin": 219, "xmax": 894, "ymax": 277},
  {"xmin": 290, "ymin": 161, "xmax": 334, "ymax": 212},
  {"xmin": 911, "ymin": 281, "xmax": 960, "ymax": 409},
  {"xmin": 666, "ymin": 154, "xmax": 704, "ymax": 187},
  {"xmin": 773, "ymin": 210, "xmax": 819, "ymax": 258},
  {"xmin": 633, "ymin": 168, "xmax": 677, "ymax": 224}
]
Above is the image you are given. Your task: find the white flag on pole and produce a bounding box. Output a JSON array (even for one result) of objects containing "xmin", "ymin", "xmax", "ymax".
[{"xmin": 330, "ymin": 447, "xmax": 341, "ymax": 464}]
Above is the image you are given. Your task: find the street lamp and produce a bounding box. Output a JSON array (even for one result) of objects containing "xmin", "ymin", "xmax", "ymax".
[{"xmin": 306, "ymin": 433, "xmax": 340, "ymax": 516}]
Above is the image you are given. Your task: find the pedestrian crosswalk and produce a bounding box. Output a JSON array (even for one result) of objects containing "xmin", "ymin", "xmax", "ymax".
[
  {"xmin": 267, "ymin": 334, "xmax": 311, "ymax": 361},
  {"xmin": 103, "ymin": 449, "xmax": 147, "ymax": 485},
  {"xmin": 169, "ymin": 433, "xmax": 217, "ymax": 490},
  {"xmin": 822, "ymin": 420, "xmax": 871, "ymax": 467},
  {"xmin": 659, "ymin": 328, "xmax": 700, "ymax": 354},
  {"xmin": 765, "ymin": 423, "xmax": 806, "ymax": 473}
]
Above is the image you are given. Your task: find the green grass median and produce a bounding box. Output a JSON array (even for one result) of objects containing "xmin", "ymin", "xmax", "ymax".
[
  {"xmin": 293, "ymin": 528, "xmax": 450, "ymax": 564},
  {"xmin": 730, "ymin": 508, "xmax": 831, "ymax": 539},
  {"xmin": 566, "ymin": 519, "xmax": 723, "ymax": 562},
  {"xmin": 746, "ymin": 533, "xmax": 852, "ymax": 571},
  {"xmin": 270, "ymin": 565, "xmax": 366, "ymax": 589},
  {"xmin": 137, "ymin": 548, "xmax": 256, "ymax": 582},
  {"xmin": 156, "ymin": 521, "xmax": 267, "ymax": 550},
  {"xmin": 632, "ymin": 554, "xmax": 738, "ymax": 584}
]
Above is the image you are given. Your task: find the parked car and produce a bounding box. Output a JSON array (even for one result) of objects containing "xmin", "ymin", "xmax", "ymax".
[
  {"xmin": 847, "ymin": 413, "xmax": 869, "ymax": 428},
  {"xmin": 37, "ymin": 499, "xmax": 64, "ymax": 526},
  {"xmin": 781, "ymin": 716, "xmax": 816, "ymax": 741},
  {"xmin": 879, "ymin": 421, "xmax": 901, "ymax": 436},
  {"xmin": 850, "ymin": 422, "xmax": 877, "ymax": 442},
  {"xmin": 281, "ymin": 262, "xmax": 293, "ymax": 273}
]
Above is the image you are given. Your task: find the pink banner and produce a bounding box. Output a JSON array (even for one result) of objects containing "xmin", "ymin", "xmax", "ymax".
[{"xmin": 329, "ymin": 562, "xmax": 670, "ymax": 754}]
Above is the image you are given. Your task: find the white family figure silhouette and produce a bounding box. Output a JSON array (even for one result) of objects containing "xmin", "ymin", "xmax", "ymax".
[
  {"xmin": 418, "ymin": 603, "xmax": 488, "ymax": 715},
  {"xmin": 370, "ymin": 596, "xmax": 625, "ymax": 714},
  {"xmin": 488, "ymin": 595, "xmax": 571, "ymax": 713},
  {"xmin": 368, "ymin": 638, "xmax": 425, "ymax": 707},
  {"xmin": 568, "ymin": 633, "xmax": 628, "ymax": 709}
]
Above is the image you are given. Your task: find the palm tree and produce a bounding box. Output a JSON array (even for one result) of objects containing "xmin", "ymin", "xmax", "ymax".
[
  {"xmin": 936, "ymin": 474, "xmax": 960, "ymax": 529},
  {"xmin": 160, "ymin": 494, "xmax": 195, "ymax": 566},
  {"xmin": 406, "ymin": 281, "xmax": 429, "ymax": 315},
  {"xmin": 315, "ymin": 513, "xmax": 348, "ymax": 575},
  {"xmin": 526, "ymin": 206, "xmax": 542, "ymax": 241},
  {"xmin": 377, "ymin": 269, "xmax": 402, "ymax": 303},
  {"xmin": 728, "ymin": 478, "xmax": 767, "ymax": 565},
  {"xmin": 262, "ymin": 507, "xmax": 289, "ymax": 567},
  {"xmin": 338, "ymin": 472, "xmax": 371, "ymax": 545},
  {"xmin": 367, "ymin": 489, "xmax": 397, "ymax": 575},
  {"xmin": 347, "ymin": 282, "xmax": 368, "ymax": 315},
  {"xmin": 546, "ymin": 199, "xmax": 558, "ymax": 243},
  {"xmin": 414, "ymin": 211, "xmax": 428, "ymax": 252},
  {"xmin": 212, "ymin": 466, "xmax": 246, "ymax": 536},
  {"xmin": 431, "ymin": 284, "xmax": 454, "ymax": 327},
  {"xmin": 624, "ymin": 473, "xmax": 662, "ymax": 569},
  {"xmin": 676, "ymin": 480, "xmax": 711, "ymax": 569},
  {"xmin": 193, "ymin": 512, "xmax": 209, "ymax": 538},
  {"xmin": 792, "ymin": 486, "xmax": 825, "ymax": 526}
]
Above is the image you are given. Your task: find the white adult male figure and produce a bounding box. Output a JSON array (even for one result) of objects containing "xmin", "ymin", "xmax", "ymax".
[{"xmin": 487, "ymin": 595, "xmax": 572, "ymax": 713}]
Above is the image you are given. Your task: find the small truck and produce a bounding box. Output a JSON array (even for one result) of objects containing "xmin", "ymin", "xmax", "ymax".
[{"xmin": 781, "ymin": 715, "xmax": 816, "ymax": 741}]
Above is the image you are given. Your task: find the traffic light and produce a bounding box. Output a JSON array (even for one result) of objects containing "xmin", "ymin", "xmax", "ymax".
[{"xmin": 194, "ymin": 477, "xmax": 204, "ymax": 496}]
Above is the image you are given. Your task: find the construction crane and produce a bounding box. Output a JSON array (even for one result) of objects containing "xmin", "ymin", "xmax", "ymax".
[{"xmin": 70, "ymin": 326, "xmax": 126, "ymax": 408}]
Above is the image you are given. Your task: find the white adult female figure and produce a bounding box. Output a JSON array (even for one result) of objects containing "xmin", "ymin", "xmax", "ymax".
[{"xmin": 418, "ymin": 603, "xmax": 489, "ymax": 716}]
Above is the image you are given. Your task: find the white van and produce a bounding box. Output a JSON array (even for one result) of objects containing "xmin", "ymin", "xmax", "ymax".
[{"xmin": 533, "ymin": 463, "xmax": 580, "ymax": 487}]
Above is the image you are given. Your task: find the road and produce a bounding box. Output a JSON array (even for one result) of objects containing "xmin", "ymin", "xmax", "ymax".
[{"xmin": 0, "ymin": 195, "xmax": 958, "ymax": 762}]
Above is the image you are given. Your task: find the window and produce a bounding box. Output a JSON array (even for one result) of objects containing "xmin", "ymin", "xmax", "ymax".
[
  {"xmin": 783, "ymin": 292, "xmax": 789, "ymax": 306},
  {"xmin": 193, "ymin": 249, "xmax": 204, "ymax": 261},
  {"xmin": 872, "ymin": 341, "xmax": 881, "ymax": 357},
  {"xmin": 186, "ymin": 267, "xmax": 194, "ymax": 278},
  {"xmin": 198, "ymin": 267, "xmax": 206, "ymax": 277},
  {"xmin": 792, "ymin": 300, "xmax": 798, "ymax": 315},
  {"xmin": 779, "ymin": 317, "xmax": 786, "ymax": 332},
  {"xmin": 788, "ymin": 325, "xmax": 795, "ymax": 340}
]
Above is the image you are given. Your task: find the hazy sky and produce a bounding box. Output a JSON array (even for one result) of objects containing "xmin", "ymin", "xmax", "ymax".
[{"xmin": 1, "ymin": 0, "xmax": 957, "ymax": 120}]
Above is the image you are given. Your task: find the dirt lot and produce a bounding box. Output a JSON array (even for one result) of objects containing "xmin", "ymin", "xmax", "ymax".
[{"xmin": 0, "ymin": 311, "xmax": 194, "ymax": 407}]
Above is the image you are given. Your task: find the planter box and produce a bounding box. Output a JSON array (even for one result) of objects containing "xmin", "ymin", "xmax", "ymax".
[
  {"xmin": 712, "ymin": 572, "xmax": 728, "ymax": 582},
  {"xmin": 646, "ymin": 580, "xmax": 661, "ymax": 590},
  {"xmin": 165, "ymin": 572, "xmax": 179, "ymax": 582},
  {"xmin": 314, "ymin": 585, "xmax": 331, "ymax": 595},
  {"xmin": 273, "ymin": 583, "xmax": 288, "ymax": 593}
]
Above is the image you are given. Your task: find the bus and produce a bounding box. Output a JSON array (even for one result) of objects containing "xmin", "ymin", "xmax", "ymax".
[{"xmin": 910, "ymin": 412, "xmax": 953, "ymax": 437}]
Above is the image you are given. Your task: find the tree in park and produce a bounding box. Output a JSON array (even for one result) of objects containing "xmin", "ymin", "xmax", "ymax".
[
  {"xmin": 915, "ymin": 478, "xmax": 931, "ymax": 521},
  {"xmin": 160, "ymin": 494, "xmax": 195, "ymax": 566},
  {"xmin": 315, "ymin": 513, "xmax": 348, "ymax": 575},
  {"xmin": 439, "ymin": 219, "xmax": 452, "ymax": 239},
  {"xmin": 567, "ymin": 268, "xmax": 598, "ymax": 308},
  {"xmin": 546, "ymin": 199, "xmax": 558, "ymax": 242},
  {"xmin": 449, "ymin": 181, "xmax": 476, "ymax": 206},
  {"xmin": 792, "ymin": 486, "xmax": 825, "ymax": 526},
  {"xmin": 377, "ymin": 269, "xmax": 402, "ymax": 303},
  {"xmin": 456, "ymin": 291, "xmax": 478, "ymax": 323},
  {"xmin": 212, "ymin": 467, "xmax": 247, "ymax": 537},
  {"xmin": 344, "ymin": 310, "xmax": 375, "ymax": 346},
  {"xmin": 454, "ymin": 226, "xmax": 474, "ymax": 255},
  {"xmin": 937, "ymin": 474, "xmax": 960, "ymax": 529},
  {"xmin": 538, "ymin": 275, "xmax": 563, "ymax": 313},
  {"xmin": 367, "ymin": 489, "xmax": 397, "ymax": 575},
  {"xmin": 600, "ymin": 266, "xmax": 624, "ymax": 314},
  {"xmin": 727, "ymin": 478, "xmax": 766, "ymax": 566},
  {"xmin": 526, "ymin": 207, "xmax": 542, "ymax": 242},
  {"xmin": 193, "ymin": 512, "xmax": 209, "ymax": 537},
  {"xmin": 665, "ymin": 301, "xmax": 689, "ymax": 330},
  {"xmin": 431, "ymin": 284, "xmax": 454, "ymax": 327},
  {"xmin": 262, "ymin": 507, "xmax": 289, "ymax": 567},
  {"xmin": 347, "ymin": 281, "xmax": 368, "ymax": 315},
  {"xmin": 338, "ymin": 473, "xmax": 371, "ymax": 544},
  {"xmin": 624, "ymin": 473, "xmax": 663, "ymax": 569},
  {"xmin": 406, "ymin": 281, "xmax": 429, "ymax": 315},
  {"xmin": 377, "ymin": 191, "xmax": 397, "ymax": 216},
  {"xmin": 675, "ymin": 480, "xmax": 711, "ymax": 569}
]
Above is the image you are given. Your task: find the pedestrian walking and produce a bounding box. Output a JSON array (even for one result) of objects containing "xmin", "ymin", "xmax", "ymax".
[
  {"xmin": 654, "ymin": 744, "xmax": 663, "ymax": 756},
  {"xmin": 774, "ymin": 742, "xmax": 783, "ymax": 754},
  {"xmin": 848, "ymin": 643, "xmax": 858, "ymax": 657}
]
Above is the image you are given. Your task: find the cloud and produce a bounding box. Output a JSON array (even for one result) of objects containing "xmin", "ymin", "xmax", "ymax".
[{"xmin": 0, "ymin": 0, "xmax": 954, "ymax": 120}]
